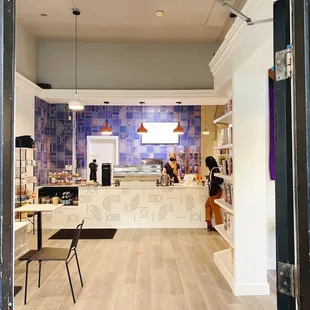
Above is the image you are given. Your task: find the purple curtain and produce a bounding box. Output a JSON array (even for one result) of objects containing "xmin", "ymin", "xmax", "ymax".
[{"xmin": 269, "ymin": 73, "xmax": 275, "ymax": 180}]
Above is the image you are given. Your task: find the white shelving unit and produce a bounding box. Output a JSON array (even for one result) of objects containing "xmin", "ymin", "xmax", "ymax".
[
  {"xmin": 213, "ymin": 110, "xmax": 232, "ymax": 125},
  {"xmin": 214, "ymin": 173, "xmax": 233, "ymax": 182},
  {"xmin": 215, "ymin": 199, "xmax": 234, "ymax": 214},
  {"xmin": 215, "ymin": 224, "xmax": 234, "ymax": 246},
  {"xmin": 15, "ymin": 147, "xmax": 36, "ymax": 229},
  {"xmin": 214, "ymin": 249, "xmax": 234, "ymax": 289},
  {"xmin": 214, "ymin": 143, "xmax": 233, "ymax": 150},
  {"xmin": 213, "ymin": 107, "xmax": 235, "ymax": 292}
]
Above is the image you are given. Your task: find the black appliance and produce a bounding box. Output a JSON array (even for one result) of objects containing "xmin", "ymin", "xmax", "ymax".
[
  {"xmin": 89, "ymin": 159, "xmax": 98, "ymax": 182},
  {"xmin": 101, "ymin": 163, "xmax": 111, "ymax": 186}
]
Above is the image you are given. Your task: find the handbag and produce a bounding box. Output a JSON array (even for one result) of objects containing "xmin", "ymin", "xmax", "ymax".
[{"xmin": 210, "ymin": 167, "xmax": 224, "ymax": 189}]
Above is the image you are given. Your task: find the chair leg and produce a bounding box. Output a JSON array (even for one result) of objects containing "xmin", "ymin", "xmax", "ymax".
[
  {"xmin": 74, "ymin": 250, "xmax": 83, "ymax": 287},
  {"xmin": 65, "ymin": 262, "xmax": 76, "ymax": 304},
  {"xmin": 38, "ymin": 261, "xmax": 42, "ymax": 288},
  {"xmin": 24, "ymin": 261, "xmax": 30, "ymax": 305}
]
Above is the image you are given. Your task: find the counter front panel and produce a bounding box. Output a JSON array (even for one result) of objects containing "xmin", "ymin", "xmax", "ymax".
[{"xmin": 42, "ymin": 185, "xmax": 208, "ymax": 229}]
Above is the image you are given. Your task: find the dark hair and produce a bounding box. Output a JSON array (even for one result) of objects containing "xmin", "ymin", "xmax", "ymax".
[{"xmin": 205, "ymin": 156, "xmax": 218, "ymax": 171}]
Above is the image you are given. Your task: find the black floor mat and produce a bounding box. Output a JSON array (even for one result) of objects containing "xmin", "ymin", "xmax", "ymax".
[
  {"xmin": 14, "ymin": 286, "xmax": 22, "ymax": 296},
  {"xmin": 49, "ymin": 228, "xmax": 117, "ymax": 240}
]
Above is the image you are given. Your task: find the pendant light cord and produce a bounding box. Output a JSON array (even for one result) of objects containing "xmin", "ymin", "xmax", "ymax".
[{"xmin": 75, "ymin": 12, "xmax": 78, "ymax": 95}]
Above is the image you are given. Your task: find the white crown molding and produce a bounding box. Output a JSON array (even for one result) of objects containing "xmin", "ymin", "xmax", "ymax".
[
  {"xmin": 40, "ymin": 89, "xmax": 227, "ymax": 106},
  {"xmin": 209, "ymin": 0, "xmax": 269, "ymax": 77},
  {"xmin": 15, "ymin": 72, "xmax": 42, "ymax": 95},
  {"xmin": 15, "ymin": 73, "xmax": 227, "ymax": 106}
]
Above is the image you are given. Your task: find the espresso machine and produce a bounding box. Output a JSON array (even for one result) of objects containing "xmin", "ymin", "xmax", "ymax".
[{"xmin": 101, "ymin": 163, "xmax": 111, "ymax": 186}]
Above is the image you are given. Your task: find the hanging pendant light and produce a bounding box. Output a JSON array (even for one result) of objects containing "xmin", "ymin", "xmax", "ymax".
[
  {"xmin": 173, "ymin": 101, "xmax": 184, "ymax": 134},
  {"xmin": 101, "ymin": 101, "xmax": 112, "ymax": 135},
  {"xmin": 68, "ymin": 8, "xmax": 84, "ymax": 111},
  {"xmin": 202, "ymin": 105, "xmax": 210, "ymax": 135},
  {"xmin": 137, "ymin": 102, "xmax": 148, "ymax": 134}
]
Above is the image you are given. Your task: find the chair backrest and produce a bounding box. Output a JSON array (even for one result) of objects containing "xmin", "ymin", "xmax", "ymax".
[{"xmin": 67, "ymin": 220, "xmax": 84, "ymax": 257}]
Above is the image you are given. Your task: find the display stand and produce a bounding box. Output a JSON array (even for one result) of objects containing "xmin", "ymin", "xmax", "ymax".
[{"xmin": 15, "ymin": 144, "xmax": 36, "ymax": 233}]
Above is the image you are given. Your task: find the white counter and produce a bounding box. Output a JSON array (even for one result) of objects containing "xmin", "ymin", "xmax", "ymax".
[{"xmin": 42, "ymin": 185, "xmax": 208, "ymax": 229}]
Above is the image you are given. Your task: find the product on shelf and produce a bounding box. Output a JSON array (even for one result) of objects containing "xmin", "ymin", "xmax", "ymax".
[
  {"xmin": 219, "ymin": 126, "xmax": 233, "ymax": 146},
  {"xmin": 227, "ymin": 214, "xmax": 232, "ymax": 234},
  {"xmin": 223, "ymin": 181, "xmax": 233, "ymax": 205},
  {"xmin": 223, "ymin": 181, "xmax": 227, "ymax": 202},
  {"xmin": 224, "ymin": 212, "xmax": 228, "ymax": 230},
  {"xmin": 48, "ymin": 170, "xmax": 80, "ymax": 185},
  {"xmin": 230, "ymin": 246, "xmax": 235, "ymax": 265},
  {"xmin": 225, "ymin": 99, "xmax": 233, "ymax": 113},
  {"xmin": 219, "ymin": 157, "xmax": 233, "ymax": 176}
]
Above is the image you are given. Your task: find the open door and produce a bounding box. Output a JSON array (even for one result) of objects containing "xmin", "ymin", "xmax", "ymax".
[{"xmin": 274, "ymin": 0, "xmax": 310, "ymax": 309}]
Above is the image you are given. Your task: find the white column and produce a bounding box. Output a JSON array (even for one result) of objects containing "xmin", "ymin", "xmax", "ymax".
[{"xmin": 232, "ymin": 43, "xmax": 270, "ymax": 295}]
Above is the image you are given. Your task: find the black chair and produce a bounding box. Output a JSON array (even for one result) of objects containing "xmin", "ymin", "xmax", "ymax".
[{"xmin": 24, "ymin": 220, "xmax": 85, "ymax": 305}]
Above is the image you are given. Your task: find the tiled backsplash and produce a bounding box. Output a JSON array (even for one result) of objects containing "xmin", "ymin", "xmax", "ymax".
[
  {"xmin": 75, "ymin": 105, "xmax": 201, "ymax": 167},
  {"xmin": 34, "ymin": 97, "xmax": 51, "ymax": 184},
  {"xmin": 35, "ymin": 99, "xmax": 201, "ymax": 172}
]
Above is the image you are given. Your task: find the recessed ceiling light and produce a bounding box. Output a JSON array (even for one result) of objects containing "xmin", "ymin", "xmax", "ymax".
[
  {"xmin": 40, "ymin": 13, "xmax": 48, "ymax": 17},
  {"xmin": 155, "ymin": 10, "xmax": 164, "ymax": 17}
]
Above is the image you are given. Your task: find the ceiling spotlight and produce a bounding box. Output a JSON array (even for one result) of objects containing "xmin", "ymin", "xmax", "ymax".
[
  {"xmin": 40, "ymin": 13, "xmax": 48, "ymax": 17},
  {"xmin": 155, "ymin": 10, "xmax": 164, "ymax": 17}
]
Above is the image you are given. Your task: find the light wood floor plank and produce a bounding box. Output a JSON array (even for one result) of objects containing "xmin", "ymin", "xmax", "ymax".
[{"xmin": 14, "ymin": 228, "xmax": 276, "ymax": 310}]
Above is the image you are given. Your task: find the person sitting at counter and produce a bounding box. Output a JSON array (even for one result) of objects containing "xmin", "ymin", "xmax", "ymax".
[
  {"xmin": 164, "ymin": 152, "xmax": 182, "ymax": 184},
  {"xmin": 205, "ymin": 156, "xmax": 223, "ymax": 231}
]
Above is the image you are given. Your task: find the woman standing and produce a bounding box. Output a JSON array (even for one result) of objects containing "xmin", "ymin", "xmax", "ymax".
[
  {"xmin": 164, "ymin": 152, "xmax": 182, "ymax": 183},
  {"xmin": 205, "ymin": 156, "xmax": 223, "ymax": 231}
]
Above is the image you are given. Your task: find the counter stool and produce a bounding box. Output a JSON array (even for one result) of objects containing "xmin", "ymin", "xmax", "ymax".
[{"xmin": 24, "ymin": 220, "xmax": 84, "ymax": 305}]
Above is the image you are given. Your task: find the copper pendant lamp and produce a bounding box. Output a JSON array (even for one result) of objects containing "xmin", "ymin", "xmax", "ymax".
[
  {"xmin": 137, "ymin": 102, "xmax": 148, "ymax": 134},
  {"xmin": 173, "ymin": 101, "xmax": 184, "ymax": 134},
  {"xmin": 101, "ymin": 101, "xmax": 112, "ymax": 135}
]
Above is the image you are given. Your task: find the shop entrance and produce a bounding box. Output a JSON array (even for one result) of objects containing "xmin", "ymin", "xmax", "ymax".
[{"xmin": 274, "ymin": 0, "xmax": 310, "ymax": 309}]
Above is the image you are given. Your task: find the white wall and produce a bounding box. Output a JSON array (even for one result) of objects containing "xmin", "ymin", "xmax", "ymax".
[
  {"xmin": 232, "ymin": 0, "xmax": 275, "ymax": 293},
  {"xmin": 38, "ymin": 41, "xmax": 218, "ymax": 90},
  {"xmin": 15, "ymin": 74, "xmax": 40, "ymax": 137},
  {"xmin": 209, "ymin": 0, "xmax": 275, "ymax": 295},
  {"xmin": 16, "ymin": 23, "xmax": 38, "ymax": 83}
]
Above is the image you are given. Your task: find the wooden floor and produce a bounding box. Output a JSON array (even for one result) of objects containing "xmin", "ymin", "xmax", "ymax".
[{"xmin": 14, "ymin": 229, "xmax": 277, "ymax": 310}]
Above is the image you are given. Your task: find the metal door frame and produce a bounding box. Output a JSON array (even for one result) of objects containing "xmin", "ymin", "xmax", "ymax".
[
  {"xmin": 274, "ymin": 0, "xmax": 310, "ymax": 309},
  {"xmin": 0, "ymin": 0, "xmax": 15, "ymax": 308}
]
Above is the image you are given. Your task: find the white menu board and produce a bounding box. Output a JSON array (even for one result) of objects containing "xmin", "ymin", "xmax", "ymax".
[{"xmin": 141, "ymin": 122, "xmax": 180, "ymax": 144}]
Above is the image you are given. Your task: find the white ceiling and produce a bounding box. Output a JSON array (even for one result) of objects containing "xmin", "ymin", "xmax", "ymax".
[{"xmin": 16, "ymin": 0, "xmax": 241, "ymax": 43}]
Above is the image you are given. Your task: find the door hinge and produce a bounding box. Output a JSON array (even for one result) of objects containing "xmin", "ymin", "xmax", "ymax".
[
  {"xmin": 275, "ymin": 45, "xmax": 293, "ymax": 81},
  {"xmin": 278, "ymin": 262, "xmax": 298, "ymax": 297}
]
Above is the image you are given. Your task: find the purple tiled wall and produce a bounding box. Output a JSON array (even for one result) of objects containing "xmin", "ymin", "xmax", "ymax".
[
  {"xmin": 75, "ymin": 105, "xmax": 201, "ymax": 168},
  {"xmin": 34, "ymin": 97, "xmax": 51, "ymax": 184},
  {"xmin": 35, "ymin": 102, "xmax": 201, "ymax": 170}
]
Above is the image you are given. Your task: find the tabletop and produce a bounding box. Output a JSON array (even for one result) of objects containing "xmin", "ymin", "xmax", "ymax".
[{"xmin": 15, "ymin": 204, "xmax": 63, "ymax": 213}]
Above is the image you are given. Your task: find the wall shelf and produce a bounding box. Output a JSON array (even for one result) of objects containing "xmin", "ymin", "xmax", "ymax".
[
  {"xmin": 215, "ymin": 224, "xmax": 234, "ymax": 246},
  {"xmin": 214, "ymin": 173, "xmax": 233, "ymax": 181},
  {"xmin": 214, "ymin": 143, "xmax": 233, "ymax": 150},
  {"xmin": 214, "ymin": 249, "xmax": 234, "ymax": 291},
  {"xmin": 214, "ymin": 111, "xmax": 233, "ymax": 125},
  {"xmin": 215, "ymin": 199, "xmax": 234, "ymax": 214}
]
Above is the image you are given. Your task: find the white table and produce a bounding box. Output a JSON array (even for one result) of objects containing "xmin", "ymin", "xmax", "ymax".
[{"xmin": 15, "ymin": 204, "xmax": 62, "ymax": 260}]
